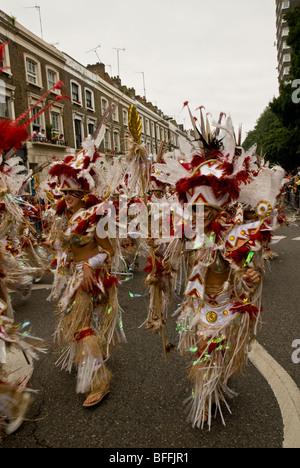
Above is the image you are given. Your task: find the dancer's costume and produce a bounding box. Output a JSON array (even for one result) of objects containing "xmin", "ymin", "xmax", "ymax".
[
  {"xmin": 143, "ymin": 145, "xmax": 178, "ymax": 358},
  {"xmin": 47, "ymin": 113, "xmax": 126, "ymax": 397},
  {"xmin": 0, "ymin": 53, "xmax": 48, "ymax": 436},
  {"xmin": 152, "ymin": 106, "xmax": 286, "ymax": 428}
]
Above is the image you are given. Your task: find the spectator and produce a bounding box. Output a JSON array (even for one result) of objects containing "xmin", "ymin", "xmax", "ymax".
[
  {"xmin": 51, "ymin": 134, "xmax": 65, "ymax": 145},
  {"xmin": 37, "ymin": 129, "xmax": 46, "ymax": 141},
  {"xmin": 294, "ymin": 167, "xmax": 300, "ymax": 214}
]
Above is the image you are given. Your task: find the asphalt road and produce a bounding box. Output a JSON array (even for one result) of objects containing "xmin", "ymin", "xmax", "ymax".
[{"xmin": 1, "ymin": 221, "xmax": 300, "ymax": 449}]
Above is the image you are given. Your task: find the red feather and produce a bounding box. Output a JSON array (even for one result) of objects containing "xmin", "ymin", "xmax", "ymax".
[
  {"xmin": 0, "ymin": 120, "xmax": 28, "ymax": 151},
  {"xmin": 103, "ymin": 274, "xmax": 119, "ymax": 290}
]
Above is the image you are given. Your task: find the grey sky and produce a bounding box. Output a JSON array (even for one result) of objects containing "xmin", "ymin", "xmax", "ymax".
[{"xmin": 4, "ymin": 0, "xmax": 279, "ymax": 139}]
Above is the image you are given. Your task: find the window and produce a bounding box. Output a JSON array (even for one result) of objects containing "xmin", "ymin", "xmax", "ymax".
[
  {"xmin": 283, "ymin": 54, "xmax": 291, "ymax": 62},
  {"xmin": 151, "ymin": 122, "xmax": 155, "ymax": 136},
  {"xmin": 101, "ymin": 98, "xmax": 108, "ymax": 115},
  {"xmin": 85, "ymin": 89, "xmax": 94, "ymax": 109},
  {"xmin": 145, "ymin": 118, "xmax": 150, "ymax": 135},
  {"xmin": 31, "ymin": 106, "xmax": 42, "ymax": 133},
  {"xmin": 156, "ymin": 124, "xmax": 160, "ymax": 140},
  {"xmin": 0, "ymin": 80, "xmax": 14, "ymax": 119},
  {"xmin": 112, "ymin": 106, "xmax": 119, "ymax": 122},
  {"xmin": 122, "ymin": 109, "xmax": 128, "ymax": 126},
  {"xmin": 71, "ymin": 81, "xmax": 82, "ymax": 104},
  {"xmin": 74, "ymin": 118, "xmax": 83, "ymax": 149},
  {"xmin": 88, "ymin": 122, "xmax": 95, "ymax": 136},
  {"xmin": 51, "ymin": 112, "xmax": 61, "ymax": 134},
  {"xmin": 282, "ymin": 27, "xmax": 289, "ymax": 37},
  {"xmin": 0, "ymin": 95, "xmax": 9, "ymax": 118},
  {"xmin": 0, "ymin": 42, "xmax": 11, "ymax": 75},
  {"xmin": 283, "ymin": 66, "xmax": 290, "ymax": 76},
  {"xmin": 47, "ymin": 68, "xmax": 60, "ymax": 90},
  {"xmin": 26, "ymin": 58, "xmax": 38, "ymax": 84},
  {"xmin": 282, "ymin": 1, "xmax": 290, "ymax": 9},
  {"xmin": 104, "ymin": 128, "xmax": 111, "ymax": 150},
  {"xmin": 113, "ymin": 131, "xmax": 120, "ymax": 152}
]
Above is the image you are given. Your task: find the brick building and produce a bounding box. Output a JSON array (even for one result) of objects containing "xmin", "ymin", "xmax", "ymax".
[{"xmin": 0, "ymin": 9, "xmax": 186, "ymax": 188}]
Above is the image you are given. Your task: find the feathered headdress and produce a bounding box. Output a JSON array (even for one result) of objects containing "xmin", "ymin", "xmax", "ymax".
[
  {"xmin": 49, "ymin": 100, "xmax": 120, "ymax": 198},
  {"xmin": 152, "ymin": 107, "xmax": 255, "ymax": 209}
]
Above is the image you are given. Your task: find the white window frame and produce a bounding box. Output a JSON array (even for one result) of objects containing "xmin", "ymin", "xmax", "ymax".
[
  {"xmin": 0, "ymin": 81, "xmax": 15, "ymax": 119},
  {"xmin": 283, "ymin": 54, "xmax": 291, "ymax": 62},
  {"xmin": 25, "ymin": 54, "xmax": 42, "ymax": 87},
  {"xmin": 140, "ymin": 115, "xmax": 144, "ymax": 133},
  {"xmin": 101, "ymin": 97, "xmax": 108, "ymax": 115},
  {"xmin": 87, "ymin": 117, "xmax": 97, "ymax": 136},
  {"xmin": 113, "ymin": 130, "xmax": 120, "ymax": 152},
  {"xmin": 283, "ymin": 66, "xmax": 291, "ymax": 76},
  {"xmin": 50, "ymin": 106, "xmax": 64, "ymax": 137},
  {"xmin": 145, "ymin": 118, "xmax": 150, "ymax": 135},
  {"xmin": 282, "ymin": 1, "xmax": 290, "ymax": 9},
  {"xmin": 73, "ymin": 114, "xmax": 84, "ymax": 149},
  {"xmin": 104, "ymin": 127, "xmax": 111, "ymax": 150},
  {"xmin": 122, "ymin": 109, "xmax": 128, "ymax": 126},
  {"xmin": 85, "ymin": 88, "xmax": 95, "ymax": 111},
  {"xmin": 112, "ymin": 105, "xmax": 119, "ymax": 122},
  {"xmin": 70, "ymin": 80, "xmax": 82, "ymax": 106},
  {"xmin": 282, "ymin": 27, "xmax": 289, "ymax": 37},
  {"xmin": 46, "ymin": 66, "xmax": 60, "ymax": 93},
  {"xmin": 28, "ymin": 93, "xmax": 45, "ymax": 134},
  {"xmin": 0, "ymin": 42, "xmax": 11, "ymax": 76}
]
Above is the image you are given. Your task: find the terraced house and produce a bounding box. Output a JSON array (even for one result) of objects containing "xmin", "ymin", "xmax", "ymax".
[{"xmin": 0, "ymin": 9, "xmax": 186, "ymax": 186}]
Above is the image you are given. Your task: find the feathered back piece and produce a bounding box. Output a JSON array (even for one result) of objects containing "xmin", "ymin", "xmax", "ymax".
[
  {"xmin": 238, "ymin": 165, "xmax": 286, "ymax": 219},
  {"xmin": 121, "ymin": 105, "xmax": 151, "ymax": 199}
]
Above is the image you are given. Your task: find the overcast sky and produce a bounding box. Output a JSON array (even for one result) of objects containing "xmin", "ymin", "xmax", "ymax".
[{"xmin": 3, "ymin": 0, "xmax": 279, "ymax": 139}]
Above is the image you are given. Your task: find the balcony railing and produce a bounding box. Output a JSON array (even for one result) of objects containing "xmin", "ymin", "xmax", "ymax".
[{"xmin": 31, "ymin": 136, "xmax": 68, "ymax": 146}]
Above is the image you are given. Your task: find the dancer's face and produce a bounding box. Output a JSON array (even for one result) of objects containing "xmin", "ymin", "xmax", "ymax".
[
  {"xmin": 203, "ymin": 206, "xmax": 217, "ymax": 230},
  {"xmin": 193, "ymin": 205, "xmax": 218, "ymax": 231},
  {"xmin": 63, "ymin": 191, "xmax": 85, "ymax": 212}
]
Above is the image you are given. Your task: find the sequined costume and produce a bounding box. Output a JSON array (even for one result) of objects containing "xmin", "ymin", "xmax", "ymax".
[
  {"xmin": 47, "ymin": 107, "xmax": 126, "ymax": 402},
  {"xmin": 50, "ymin": 206, "xmax": 125, "ymax": 396},
  {"xmin": 152, "ymin": 105, "xmax": 286, "ymax": 428}
]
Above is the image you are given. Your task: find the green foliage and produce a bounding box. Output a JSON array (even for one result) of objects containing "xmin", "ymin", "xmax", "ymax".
[
  {"xmin": 243, "ymin": 6, "xmax": 300, "ymax": 170},
  {"xmin": 243, "ymin": 107, "xmax": 299, "ymax": 169}
]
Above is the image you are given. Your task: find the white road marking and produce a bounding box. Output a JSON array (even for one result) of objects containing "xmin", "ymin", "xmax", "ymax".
[
  {"xmin": 249, "ymin": 341, "xmax": 300, "ymax": 449},
  {"xmin": 8, "ymin": 284, "xmax": 52, "ymax": 293},
  {"xmin": 31, "ymin": 284, "xmax": 52, "ymax": 291},
  {"xmin": 292, "ymin": 237, "xmax": 300, "ymax": 241},
  {"xmin": 271, "ymin": 236, "xmax": 287, "ymax": 245}
]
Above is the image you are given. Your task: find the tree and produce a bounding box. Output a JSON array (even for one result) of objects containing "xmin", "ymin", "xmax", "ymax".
[
  {"xmin": 243, "ymin": 5, "xmax": 300, "ymax": 170},
  {"xmin": 243, "ymin": 106, "xmax": 298, "ymax": 170}
]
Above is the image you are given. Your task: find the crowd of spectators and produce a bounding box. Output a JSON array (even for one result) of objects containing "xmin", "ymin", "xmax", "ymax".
[{"xmin": 284, "ymin": 166, "xmax": 300, "ymax": 214}]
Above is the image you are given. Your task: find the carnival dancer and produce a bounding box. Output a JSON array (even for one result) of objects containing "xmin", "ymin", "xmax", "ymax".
[
  {"xmin": 143, "ymin": 143, "xmax": 179, "ymax": 359},
  {"xmin": 153, "ymin": 105, "xmax": 286, "ymax": 428},
  {"xmin": 0, "ymin": 60, "xmax": 47, "ymax": 436},
  {"xmin": 47, "ymin": 107, "xmax": 126, "ymax": 407}
]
